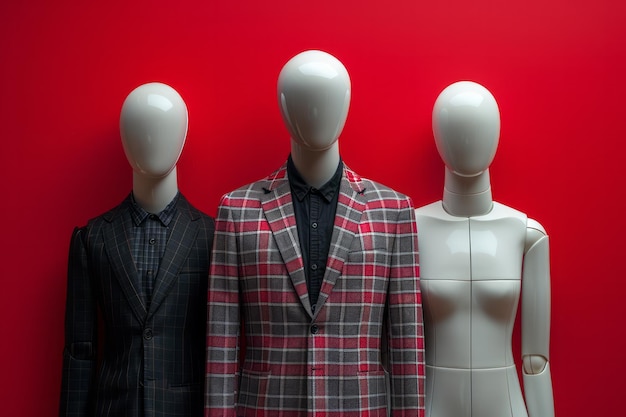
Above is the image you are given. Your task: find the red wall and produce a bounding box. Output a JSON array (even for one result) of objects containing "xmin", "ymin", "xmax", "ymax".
[{"xmin": 1, "ymin": 1, "xmax": 624, "ymax": 415}]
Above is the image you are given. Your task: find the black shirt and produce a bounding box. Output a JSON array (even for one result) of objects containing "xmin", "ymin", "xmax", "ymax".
[{"xmin": 287, "ymin": 156, "xmax": 343, "ymax": 312}]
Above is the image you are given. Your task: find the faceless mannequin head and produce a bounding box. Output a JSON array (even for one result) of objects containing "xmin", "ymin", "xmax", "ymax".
[
  {"xmin": 120, "ymin": 82, "xmax": 188, "ymax": 178},
  {"xmin": 277, "ymin": 50, "xmax": 351, "ymax": 151},
  {"xmin": 432, "ymin": 81, "xmax": 500, "ymax": 177}
]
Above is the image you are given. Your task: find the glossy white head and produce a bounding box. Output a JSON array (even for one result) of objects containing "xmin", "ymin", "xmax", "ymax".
[
  {"xmin": 432, "ymin": 81, "xmax": 500, "ymax": 177},
  {"xmin": 120, "ymin": 82, "xmax": 188, "ymax": 178},
  {"xmin": 277, "ymin": 50, "xmax": 351, "ymax": 151}
]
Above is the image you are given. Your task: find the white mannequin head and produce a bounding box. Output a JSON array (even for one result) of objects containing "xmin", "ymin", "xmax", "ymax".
[
  {"xmin": 120, "ymin": 82, "xmax": 188, "ymax": 178},
  {"xmin": 277, "ymin": 50, "xmax": 351, "ymax": 150},
  {"xmin": 432, "ymin": 81, "xmax": 500, "ymax": 177}
]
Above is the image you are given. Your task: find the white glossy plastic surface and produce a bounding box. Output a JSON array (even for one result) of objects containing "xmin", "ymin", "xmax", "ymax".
[
  {"xmin": 119, "ymin": 82, "xmax": 187, "ymax": 213},
  {"xmin": 278, "ymin": 50, "xmax": 350, "ymax": 188},
  {"xmin": 416, "ymin": 81, "xmax": 554, "ymax": 417},
  {"xmin": 432, "ymin": 81, "xmax": 500, "ymax": 178}
]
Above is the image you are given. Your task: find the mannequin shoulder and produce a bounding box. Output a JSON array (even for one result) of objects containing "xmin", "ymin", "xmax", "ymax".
[
  {"xmin": 478, "ymin": 203, "xmax": 548, "ymax": 250},
  {"xmin": 358, "ymin": 177, "xmax": 413, "ymax": 208},
  {"xmin": 83, "ymin": 199, "xmax": 129, "ymax": 228},
  {"xmin": 228, "ymin": 180, "xmax": 271, "ymax": 198},
  {"xmin": 181, "ymin": 198, "xmax": 215, "ymax": 225},
  {"xmin": 525, "ymin": 217, "xmax": 548, "ymax": 251},
  {"xmin": 68, "ymin": 200, "xmax": 126, "ymax": 247},
  {"xmin": 490, "ymin": 201, "xmax": 527, "ymax": 219},
  {"xmin": 216, "ymin": 178, "xmax": 276, "ymax": 209},
  {"xmin": 414, "ymin": 201, "xmax": 447, "ymax": 220}
]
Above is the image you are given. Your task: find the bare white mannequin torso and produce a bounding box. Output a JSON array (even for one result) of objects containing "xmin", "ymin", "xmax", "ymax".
[
  {"xmin": 277, "ymin": 50, "xmax": 350, "ymax": 185},
  {"xmin": 415, "ymin": 81, "xmax": 554, "ymax": 417},
  {"xmin": 119, "ymin": 82, "xmax": 188, "ymax": 213}
]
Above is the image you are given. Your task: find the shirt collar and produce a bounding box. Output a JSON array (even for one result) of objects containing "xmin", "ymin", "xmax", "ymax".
[
  {"xmin": 129, "ymin": 192, "xmax": 179, "ymax": 226},
  {"xmin": 287, "ymin": 155, "xmax": 343, "ymax": 203}
]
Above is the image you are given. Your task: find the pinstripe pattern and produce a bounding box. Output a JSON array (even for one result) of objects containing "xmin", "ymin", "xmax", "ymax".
[
  {"xmin": 205, "ymin": 162, "xmax": 424, "ymax": 417},
  {"xmin": 60, "ymin": 195, "xmax": 214, "ymax": 417}
]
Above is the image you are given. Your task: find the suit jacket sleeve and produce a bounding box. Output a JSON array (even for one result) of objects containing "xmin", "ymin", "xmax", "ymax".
[
  {"xmin": 387, "ymin": 197, "xmax": 425, "ymax": 417},
  {"xmin": 205, "ymin": 195, "xmax": 241, "ymax": 417},
  {"xmin": 60, "ymin": 226, "xmax": 98, "ymax": 417}
]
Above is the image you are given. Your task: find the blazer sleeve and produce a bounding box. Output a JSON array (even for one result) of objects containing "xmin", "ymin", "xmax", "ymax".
[
  {"xmin": 60, "ymin": 227, "xmax": 98, "ymax": 417},
  {"xmin": 386, "ymin": 197, "xmax": 425, "ymax": 417},
  {"xmin": 205, "ymin": 195, "xmax": 241, "ymax": 417}
]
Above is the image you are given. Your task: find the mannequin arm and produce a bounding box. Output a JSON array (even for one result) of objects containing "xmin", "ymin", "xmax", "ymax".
[
  {"xmin": 205, "ymin": 196, "xmax": 241, "ymax": 417},
  {"xmin": 521, "ymin": 219, "xmax": 555, "ymax": 417},
  {"xmin": 387, "ymin": 200, "xmax": 424, "ymax": 416},
  {"xmin": 60, "ymin": 227, "xmax": 98, "ymax": 416}
]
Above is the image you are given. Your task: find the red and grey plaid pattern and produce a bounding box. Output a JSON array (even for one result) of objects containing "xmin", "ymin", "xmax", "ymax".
[{"xmin": 205, "ymin": 162, "xmax": 424, "ymax": 417}]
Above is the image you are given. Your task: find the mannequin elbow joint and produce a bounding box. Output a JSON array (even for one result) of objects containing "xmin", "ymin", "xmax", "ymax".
[{"xmin": 522, "ymin": 354, "xmax": 548, "ymax": 375}]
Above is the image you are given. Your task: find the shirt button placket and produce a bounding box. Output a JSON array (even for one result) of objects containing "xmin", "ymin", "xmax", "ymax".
[{"xmin": 309, "ymin": 194, "xmax": 322, "ymax": 306}]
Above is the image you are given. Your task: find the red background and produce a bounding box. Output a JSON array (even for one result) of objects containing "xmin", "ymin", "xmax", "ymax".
[{"xmin": 1, "ymin": 1, "xmax": 624, "ymax": 415}]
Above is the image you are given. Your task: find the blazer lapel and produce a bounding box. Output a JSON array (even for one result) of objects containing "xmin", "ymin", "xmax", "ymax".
[
  {"xmin": 147, "ymin": 197, "xmax": 199, "ymax": 319},
  {"xmin": 315, "ymin": 166, "xmax": 367, "ymax": 315},
  {"xmin": 260, "ymin": 164, "xmax": 311, "ymax": 316},
  {"xmin": 103, "ymin": 198, "xmax": 148, "ymax": 324}
]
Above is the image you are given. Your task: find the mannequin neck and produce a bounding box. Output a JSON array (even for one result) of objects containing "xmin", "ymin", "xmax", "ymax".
[
  {"xmin": 442, "ymin": 167, "xmax": 493, "ymax": 217},
  {"xmin": 132, "ymin": 167, "xmax": 179, "ymax": 214},
  {"xmin": 290, "ymin": 139, "xmax": 340, "ymax": 189}
]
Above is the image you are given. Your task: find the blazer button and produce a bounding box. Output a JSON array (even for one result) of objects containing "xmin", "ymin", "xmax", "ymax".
[
  {"xmin": 310, "ymin": 324, "xmax": 319, "ymax": 334},
  {"xmin": 143, "ymin": 328, "xmax": 153, "ymax": 340}
]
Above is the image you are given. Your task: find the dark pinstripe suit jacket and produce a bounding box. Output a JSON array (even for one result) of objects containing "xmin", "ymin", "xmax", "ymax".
[
  {"xmin": 206, "ymin": 162, "xmax": 424, "ymax": 417},
  {"xmin": 60, "ymin": 194, "xmax": 214, "ymax": 417}
]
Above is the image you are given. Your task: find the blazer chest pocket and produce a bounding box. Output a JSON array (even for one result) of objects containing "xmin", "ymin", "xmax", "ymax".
[
  {"xmin": 346, "ymin": 248, "xmax": 391, "ymax": 265},
  {"xmin": 342, "ymin": 248, "xmax": 392, "ymax": 295},
  {"xmin": 176, "ymin": 267, "xmax": 209, "ymax": 303}
]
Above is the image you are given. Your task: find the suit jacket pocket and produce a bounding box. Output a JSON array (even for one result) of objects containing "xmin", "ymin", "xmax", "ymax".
[
  {"xmin": 358, "ymin": 369, "xmax": 388, "ymax": 412},
  {"xmin": 237, "ymin": 369, "xmax": 270, "ymax": 410},
  {"xmin": 164, "ymin": 382, "xmax": 203, "ymax": 417},
  {"xmin": 316, "ymin": 370, "xmax": 388, "ymax": 413}
]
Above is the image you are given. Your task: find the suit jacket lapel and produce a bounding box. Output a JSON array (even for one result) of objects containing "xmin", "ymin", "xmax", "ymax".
[
  {"xmin": 103, "ymin": 198, "xmax": 148, "ymax": 324},
  {"xmin": 316, "ymin": 166, "xmax": 367, "ymax": 315},
  {"xmin": 260, "ymin": 164, "xmax": 311, "ymax": 316},
  {"xmin": 148, "ymin": 196, "xmax": 199, "ymax": 319}
]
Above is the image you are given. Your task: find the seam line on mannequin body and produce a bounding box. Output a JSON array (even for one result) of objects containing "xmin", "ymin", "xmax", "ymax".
[
  {"xmin": 468, "ymin": 218, "xmax": 474, "ymax": 415},
  {"xmin": 420, "ymin": 278, "xmax": 522, "ymax": 281},
  {"xmin": 427, "ymin": 365, "xmax": 518, "ymax": 371}
]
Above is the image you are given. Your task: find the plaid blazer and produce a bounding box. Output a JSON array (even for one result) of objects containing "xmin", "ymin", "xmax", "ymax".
[
  {"xmin": 60, "ymin": 194, "xmax": 214, "ymax": 417},
  {"xmin": 205, "ymin": 162, "xmax": 424, "ymax": 417}
]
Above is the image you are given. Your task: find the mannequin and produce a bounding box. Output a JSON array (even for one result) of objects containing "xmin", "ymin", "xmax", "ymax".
[
  {"xmin": 415, "ymin": 81, "xmax": 554, "ymax": 417},
  {"xmin": 205, "ymin": 50, "xmax": 424, "ymax": 417},
  {"xmin": 278, "ymin": 49, "xmax": 348, "ymax": 188},
  {"xmin": 60, "ymin": 82, "xmax": 214, "ymax": 417},
  {"xmin": 120, "ymin": 82, "xmax": 187, "ymax": 213}
]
